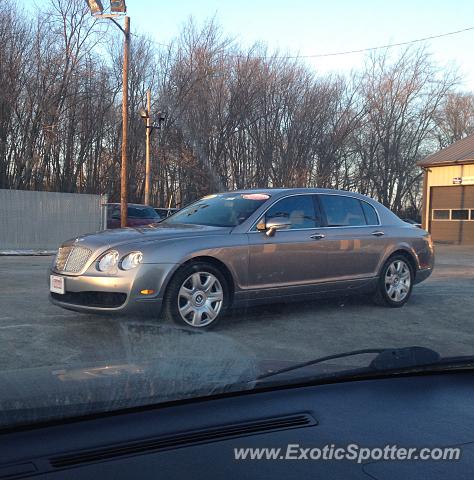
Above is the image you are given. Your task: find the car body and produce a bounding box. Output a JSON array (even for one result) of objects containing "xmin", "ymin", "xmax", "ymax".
[
  {"xmin": 154, "ymin": 207, "xmax": 180, "ymax": 220},
  {"xmin": 106, "ymin": 203, "xmax": 160, "ymax": 228},
  {"xmin": 50, "ymin": 188, "xmax": 434, "ymax": 328}
]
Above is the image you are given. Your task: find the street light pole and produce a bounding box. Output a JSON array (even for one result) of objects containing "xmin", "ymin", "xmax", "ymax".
[
  {"xmin": 144, "ymin": 89, "xmax": 151, "ymax": 205},
  {"xmin": 86, "ymin": 1, "xmax": 129, "ymax": 227},
  {"xmin": 120, "ymin": 15, "xmax": 130, "ymax": 227}
]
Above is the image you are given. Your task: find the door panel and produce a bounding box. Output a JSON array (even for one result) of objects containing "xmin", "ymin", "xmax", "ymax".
[
  {"xmin": 316, "ymin": 194, "xmax": 387, "ymax": 277},
  {"xmin": 247, "ymin": 229, "xmax": 332, "ymax": 290},
  {"xmin": 309, "ymin": 226, "xmax": 387, "ymax": 279},
  {"xmin": 247, "ymin": 194, "xmax": 326, "ymax": 292},
  {"xmin": 246, "ymin": 226, "xmax": 384, "ymax": 294}
]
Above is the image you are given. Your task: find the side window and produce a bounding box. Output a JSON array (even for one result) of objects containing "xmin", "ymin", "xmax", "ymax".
[
  {"xmin": 360, "ymin": 201, "xmax": 379, "ymax": 225},
  {"xmin": 265, "ymin": 195, "xmax": 319, "ymax": 229},
  {"xmin": 319, "ymin": 195, "xmax": 366, "ymax": 227}
]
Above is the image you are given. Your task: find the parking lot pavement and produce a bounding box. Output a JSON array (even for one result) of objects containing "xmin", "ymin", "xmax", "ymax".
[{"xmin": 0, "ymin": 245, "xmax": 473, "ymax": 371}]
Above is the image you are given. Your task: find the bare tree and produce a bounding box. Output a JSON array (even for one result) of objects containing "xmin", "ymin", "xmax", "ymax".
[
  {"xmin": 0, "ymin": 1, "xmax": 469, "ymax": 217},
  {"xmin": 434, "ymin": 92, "xmax": 474, "ymax": 148},
  {"xmin": 353, "ymin": 47, "xmax": 458, "ymax": 213}
]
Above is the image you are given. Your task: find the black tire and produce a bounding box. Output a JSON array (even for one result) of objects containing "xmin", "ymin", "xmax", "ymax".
[
  {"xmin": 373, "ymin": 255, "xmax": 414, "ymax": 308},
  {"xmin": 162, "ymin": 262, "xmax": 230, "ymax": 329}
]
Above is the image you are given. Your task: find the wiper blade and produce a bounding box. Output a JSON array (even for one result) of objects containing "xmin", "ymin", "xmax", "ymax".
[
  {"xmin": 369, "ymin": 346, "xmax": 441, "ymax": 371},
  {"xmin": 257, "ymin": 346, "xmax": 441, "ymax": 382}
]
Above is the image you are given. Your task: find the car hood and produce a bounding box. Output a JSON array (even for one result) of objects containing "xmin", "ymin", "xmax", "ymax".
[{"xmin": 65, "ymin": 223, "xmax": 232, "ymax": 250}]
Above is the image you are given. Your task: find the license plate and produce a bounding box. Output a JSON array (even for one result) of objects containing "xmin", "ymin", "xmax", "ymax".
[{"xmin": 50, "ymin": 275, "xmax": 65, "ymax": 294}]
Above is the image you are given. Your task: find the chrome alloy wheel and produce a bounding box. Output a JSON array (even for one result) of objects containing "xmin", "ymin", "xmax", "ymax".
[
  {"xmin": 178, "ymin": 272, "xmax": 224, "ymax": 327},
  {"xmin": 384, "ymin": 259, "xmax": 411, "ymax": 302}
]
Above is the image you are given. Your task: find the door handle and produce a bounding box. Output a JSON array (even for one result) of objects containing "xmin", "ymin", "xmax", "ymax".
[
  {"xmin": 310, "ymin": 233, "xmax": 326, "ymax": 240},
  {"xmin": 371, "ymin": 230, "xmax": 385, "ymax": 237}
]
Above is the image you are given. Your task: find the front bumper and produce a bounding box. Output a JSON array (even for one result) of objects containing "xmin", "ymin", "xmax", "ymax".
[
  {"xmin": 414, "ymin": 267, "xmax": 433, "ymax": 285},
  {"xmin": 49, "ymin": 263, "xmax": 177, "ymax": 315}
]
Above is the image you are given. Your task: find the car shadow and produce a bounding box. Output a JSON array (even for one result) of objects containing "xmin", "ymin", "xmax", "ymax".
[{"xmin": 227, "ymin": 294, "xmax": 375, "ymax": 325}]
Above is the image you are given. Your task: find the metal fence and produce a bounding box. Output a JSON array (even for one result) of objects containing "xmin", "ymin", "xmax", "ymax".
[{"xmin": 0, "ymin": 189, "xmax": 107, "ymax": 252}]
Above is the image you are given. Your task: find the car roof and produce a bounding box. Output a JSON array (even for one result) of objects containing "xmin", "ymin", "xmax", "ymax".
[
  {"xmin": 108, "ymin": 188, "xmax": 376, "ymax": 208},
  {"xmin": 217, "ymin": 187, "xmax": 371, "ymax": 198}
]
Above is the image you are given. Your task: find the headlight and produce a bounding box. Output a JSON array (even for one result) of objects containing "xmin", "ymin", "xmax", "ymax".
[
  {"xmin": 97, "ymin": 250, "xmax": 119, "ymax": 272},
  {"xmin": 120, "ymin": 251, "xmax": 143, "ymax": 270}
]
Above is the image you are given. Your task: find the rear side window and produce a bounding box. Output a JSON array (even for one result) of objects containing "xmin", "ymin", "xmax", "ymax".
[
  {"xmin": 360, "ymin": 201, "xmax": 379, "ymax": 225},
  {"xmin": 265, "ymin": 195, "xmax": 320, "ymax": 229},
  {"xmin": 319, "ymin": 195, "xmax": 366, "ymax": 227}
]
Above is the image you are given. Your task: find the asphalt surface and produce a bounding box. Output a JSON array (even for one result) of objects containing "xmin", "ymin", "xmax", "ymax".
[{"xmin": 0, "ymin": 245, "xmax": 473, "ymax": 371}]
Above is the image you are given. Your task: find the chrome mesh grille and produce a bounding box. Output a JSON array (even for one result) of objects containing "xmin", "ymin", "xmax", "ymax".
[
  {"xmin": 64, "ymin": 247, "xmax": 92, "ymax": 273},
  {"xmin": 54, "ymin": 246, "xmax": 92, "ymax": 273}
]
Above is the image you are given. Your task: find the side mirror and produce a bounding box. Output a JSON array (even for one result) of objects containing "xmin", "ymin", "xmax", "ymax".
[{"xmin": 257, "ymin": 216, "xmax": 291, "ymax": 237}]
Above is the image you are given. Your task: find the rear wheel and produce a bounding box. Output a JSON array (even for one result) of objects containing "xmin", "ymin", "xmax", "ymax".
[
  {"xmin": 373, "ymin": 255, "xmax": 413, "ymax": 307},
  {"xmin": 162, "ymin": 262, "xmax": 229, "ymax": 329}
]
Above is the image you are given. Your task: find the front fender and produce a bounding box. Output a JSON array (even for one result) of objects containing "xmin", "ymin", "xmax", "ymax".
[{"xmin": 137, "ymin": 234, "xmax": 250, "ymax": 293}]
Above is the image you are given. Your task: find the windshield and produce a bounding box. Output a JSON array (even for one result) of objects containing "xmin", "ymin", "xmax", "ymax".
[
  {"xmin": 163, "ymin": 193, "xmax": 269, "ymax": 227},
  {"xmin": 1, "ymin": 0, "xmax": 474, "ymax": 432}
]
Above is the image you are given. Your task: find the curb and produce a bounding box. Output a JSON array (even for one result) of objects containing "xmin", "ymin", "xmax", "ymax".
[{"xmin": 0, "ymin": 250, "xmax": 56, "ymax": 256}]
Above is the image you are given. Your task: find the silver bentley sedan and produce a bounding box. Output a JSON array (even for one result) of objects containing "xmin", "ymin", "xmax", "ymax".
[{"xmin": 49, "ymin": 188, "xmax": 434, "ymax": 329}]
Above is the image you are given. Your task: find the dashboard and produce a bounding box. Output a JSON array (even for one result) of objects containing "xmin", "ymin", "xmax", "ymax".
[{"xmin": 0, "ymin": 371, "xmax": 473, "ymax": 479}]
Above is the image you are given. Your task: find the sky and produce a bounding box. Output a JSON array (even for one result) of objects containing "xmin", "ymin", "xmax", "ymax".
[{"xmin": 29, "ymin": 0, "xmax": 474, "ymax": 89}]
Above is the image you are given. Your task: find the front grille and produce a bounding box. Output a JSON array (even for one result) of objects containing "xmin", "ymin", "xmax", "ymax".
[
  {"xmin": 64, "ymin": 246, "xmax": 92, "ymax": 273},
  {"xmin": 54, "ymin": 246, "xmax": 92, "ymax": 273},
  {"xmin": 51, "ymin": 291, "xmax": 127, "ymax": 308}
]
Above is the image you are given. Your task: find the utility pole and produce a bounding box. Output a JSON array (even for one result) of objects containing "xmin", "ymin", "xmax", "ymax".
[
  {"xmin": 144, "ymin": 89, "xmax": 152, "ymax": 205},
  {"xmin": 120, "ymin": 15, "xmax": 130, "ymax": 227},
  {"xmin": 140, "ymin": 96, "xmax": 166, "ymax": 206}
]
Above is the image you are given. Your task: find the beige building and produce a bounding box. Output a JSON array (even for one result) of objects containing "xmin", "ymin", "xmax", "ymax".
[{"xmin": 418, "ymin": 134, "xmax": 474, "ymax": 244}]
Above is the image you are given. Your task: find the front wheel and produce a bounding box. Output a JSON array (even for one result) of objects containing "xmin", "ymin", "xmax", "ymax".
[
  {"xmin": 162, "ymin": 262, "xmax": 229, "ymax": 329},
  {"xmin": 373, "ymin": 255, "xmax": 414, "ymax": 307}
]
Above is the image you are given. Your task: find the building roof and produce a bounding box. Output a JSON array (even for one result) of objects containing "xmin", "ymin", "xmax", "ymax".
[{"xmin": 418, "ymin": 133, "xmax": 474, "ymax": 167}]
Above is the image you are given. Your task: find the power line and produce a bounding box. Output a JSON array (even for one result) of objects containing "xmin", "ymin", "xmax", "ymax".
[
  {"xmin": 139, "ymin": 25, "xmax": 474, "ymax": 59},
  {"xmin": 130, "ymin": 32, "xmax": 170, "ymax": 46},
  {"xmin": 278, "ymin": 26, "xmax": 474, "ymax": 59}
]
